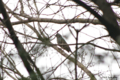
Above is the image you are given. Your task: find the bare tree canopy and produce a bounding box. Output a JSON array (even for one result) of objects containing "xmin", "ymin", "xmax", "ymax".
[{"xmin": 0, "ymin": 0, "xmax": 120, "ymax": 80}]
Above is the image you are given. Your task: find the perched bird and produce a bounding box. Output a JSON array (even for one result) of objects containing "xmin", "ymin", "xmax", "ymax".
[{"xmin": 56, "ymin": 33, "xmax": 71, "ymax": 52}]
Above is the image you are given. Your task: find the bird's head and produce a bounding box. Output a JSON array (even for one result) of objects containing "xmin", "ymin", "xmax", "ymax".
[{"xmin": 56, "ymin": 33, "xmax": 62, "ymax": 39}]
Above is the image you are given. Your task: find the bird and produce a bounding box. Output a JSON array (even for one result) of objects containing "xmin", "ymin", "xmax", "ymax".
[{"xmin": 56, "ymin": 33, "xmax": 71, "ymax": 52}]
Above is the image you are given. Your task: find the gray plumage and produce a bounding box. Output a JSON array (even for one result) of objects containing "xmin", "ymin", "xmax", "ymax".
[{"xmin": 56, "ymin": 33, "xmax": 71, "ymax": 52}]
